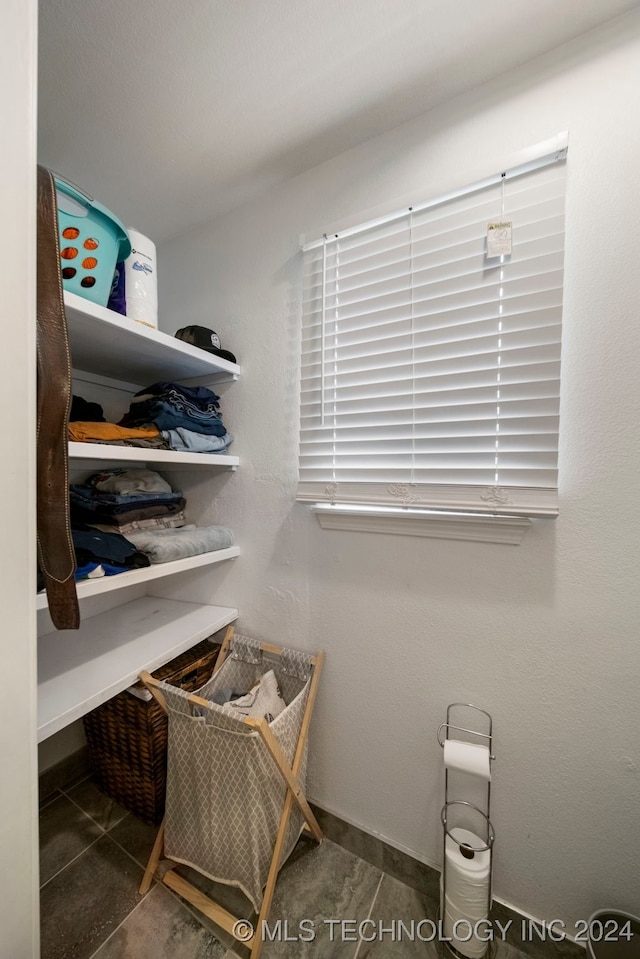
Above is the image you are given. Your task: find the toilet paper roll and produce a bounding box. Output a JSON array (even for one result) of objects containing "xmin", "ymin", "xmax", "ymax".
[
  {"xmin": 443, "ymin": 827, "xmax": 491, "ymax": 958},
  {"xmin": 443, "ymin": 739, "xmax": 491, "ymax": 780},
  {"xmin": 443, "ymin": 904, "xmax": 488, "ymax": 959},
  {"xmin": 124, "ymin": 228, "xmax": 157, "ymax": 328},
  {"xmin": 444, "ymin": 888, "xmax": 487, "ymax": 923},
  {"xmin": 445, "ymin": 828, "xmax": 491, "ymax": 883}
]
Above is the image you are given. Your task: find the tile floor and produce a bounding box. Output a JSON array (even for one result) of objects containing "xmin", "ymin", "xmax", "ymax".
[{"xmin": 39, "ymin": 774, "xmax": 545, "ymax": 959}]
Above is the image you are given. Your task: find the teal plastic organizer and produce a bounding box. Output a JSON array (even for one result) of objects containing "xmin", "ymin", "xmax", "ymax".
[{"xmin": 54, "ymin": 175, "xmax": 131, "ymax": 307}]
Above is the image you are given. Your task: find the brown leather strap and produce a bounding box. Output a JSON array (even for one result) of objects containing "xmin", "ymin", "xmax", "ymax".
[{"xmin": 37, "ymin": 165, "xmax": 79, "ymax": 629}]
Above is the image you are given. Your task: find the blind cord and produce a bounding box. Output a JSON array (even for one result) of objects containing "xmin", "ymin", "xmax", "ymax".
[
  {"xmin": 494, "ymin": 175, "xmax": 506, "ymax": 486},
  {"xmin": 320, "ymin": 234, "xmax": 327, "ymax": 427},
  {"xmin": 332, "ymin": 239, "xmax": 340, "ymax": 485},
  {"xmin": 409, "ymin": 208, "xmax": 416, "ymax": 489}
]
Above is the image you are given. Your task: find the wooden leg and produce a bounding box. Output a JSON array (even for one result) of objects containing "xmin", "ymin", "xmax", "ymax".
[
  {"xmin": 213, "ymin": 623, "xmax": 234, "ymax": 672},
  {"xmin": 250, "ymin": 656, "xmax": 326, "ymax": 957},
  {"xmin": 138, "ymin": 672, "xmax": 168, "ymax": 713},
  {"xmin": 162, "ymin": 869, "xmax": 252, "ymax": 943},
  {"xmin": 247, "ymin": 718, "xmax": 323, "ymax": 842},
  {"xmin": 252, "ymin": 790, "xmax": 296, "ymax": 959},
  {"xmin": 139, "ymin": 817, "xmax": 165, "ymax": 894}
]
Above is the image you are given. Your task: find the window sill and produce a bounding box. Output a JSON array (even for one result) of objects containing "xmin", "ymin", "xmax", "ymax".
[{"xmin": 312, "ymin": 504, "xmax": 532, "ymax": 545}]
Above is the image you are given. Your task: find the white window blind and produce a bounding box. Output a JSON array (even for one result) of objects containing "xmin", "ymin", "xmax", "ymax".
[{"xmin": 298, "ymin": 149, "xmax": 567, "ymax": 518}]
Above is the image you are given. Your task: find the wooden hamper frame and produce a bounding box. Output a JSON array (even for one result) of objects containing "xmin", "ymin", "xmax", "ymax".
[{"xmin": 138, "ymin": 625, "xmax": 324, "ymax": 959}]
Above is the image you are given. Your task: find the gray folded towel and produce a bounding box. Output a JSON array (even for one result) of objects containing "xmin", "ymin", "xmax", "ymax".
[{"xmin": 124, "ymin": 525, "xmax": 234, "ymax": 564}]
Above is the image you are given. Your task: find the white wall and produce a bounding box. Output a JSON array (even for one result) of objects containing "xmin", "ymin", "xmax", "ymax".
[
  {"xmin": 0, "ymin": 1, "xmax": 39, "ymax": 955},
  {"xmin": 159, "ymin": 11, "xmax": 640, "ymax": 931}
]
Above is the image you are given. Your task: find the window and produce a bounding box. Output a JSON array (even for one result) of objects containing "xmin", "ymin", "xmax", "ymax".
[{"xmin": 298, "ymin": 146, "xmax": 567, "ymax": 527}]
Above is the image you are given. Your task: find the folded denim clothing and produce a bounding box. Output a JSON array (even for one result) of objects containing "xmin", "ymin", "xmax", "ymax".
[
  {"xmin": 161, "ymin": 428, "xmax": 234, "ymax": 453},
  {"xmin": 70, "ymin": 485, "xmax": 183, "ymax": 510},
  {"xmin": 86, "ymin": 468, "xmax": 172, "ymax": 495},
  {"xmin": 124, "ymin": 525, "xmax": 234, "ymax": 564},
  {"xmin": 70, "ymin": 499, "xmax": 186, "ymax": 526},
  {"xmin": 131, "ymin": 381, "xmax": 221, "ymax": 410},
  {"xmin": 119, "ymin": 381, "xmax": 229, "ymax": 437},
  {"xmin": 121, "ymin": 400, "xmax": 227, "ymax": 436},
  {"xmin": 68, "ymin": 423, "xmax": 161, "ymax": 443}
]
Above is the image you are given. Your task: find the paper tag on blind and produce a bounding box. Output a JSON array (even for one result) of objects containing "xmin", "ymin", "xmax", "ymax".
[{"xmin": 487, "ymin": 221, "xmax": 512, "ymax": 257}]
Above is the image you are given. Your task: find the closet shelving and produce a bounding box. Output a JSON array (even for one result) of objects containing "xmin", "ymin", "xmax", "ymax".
[
  {"xmin": 37, "ymin": 291, "xmax": 241, "ymax": 741},
  {"xmin": 64, "ymin": 291, "xmax": 240, "ymax": 384},
  {"xmin": 38, "ymin": 597, "xmax": 237, "ymax": 741},
  {"xmin": 35, "ymin": 547, "xmax": 239, "ymax": 611},
  {"xmin": 69, "ymin": 441, "xmax": 239, "ymax": 470}
]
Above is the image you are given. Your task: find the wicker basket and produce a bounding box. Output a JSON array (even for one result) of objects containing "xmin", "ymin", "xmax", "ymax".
[{"xmin": 83, "ymin": 638, "xmax": 221, "ymax": 825}]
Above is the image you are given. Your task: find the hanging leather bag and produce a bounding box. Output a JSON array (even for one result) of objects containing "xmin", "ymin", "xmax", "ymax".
[{"xmin": 36, "ymin": 164, "xmax": 80, "ymax": 629}]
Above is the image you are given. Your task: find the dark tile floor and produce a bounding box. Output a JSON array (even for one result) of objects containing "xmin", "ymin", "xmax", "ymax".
[{"xmin": 39, "ymin": 775, "xmax": 542, "ymax": 959}]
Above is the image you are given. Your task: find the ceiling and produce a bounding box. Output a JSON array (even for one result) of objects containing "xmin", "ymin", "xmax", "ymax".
[{"xmin": 38, "ymin": 0, "xmax": 637, "ymax": 243}]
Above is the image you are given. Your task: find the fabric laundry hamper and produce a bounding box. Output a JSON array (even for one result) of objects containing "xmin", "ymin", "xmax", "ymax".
[{"xmin": 139, "ymin": 630, "xmax": 325, "ymax": 959}]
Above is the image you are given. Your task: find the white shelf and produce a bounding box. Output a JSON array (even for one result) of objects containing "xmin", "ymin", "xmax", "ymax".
[
  {"xmin": 37, "ymin": 596, "xmax": 238, "ymax": 741},
  {"xmin": 37, "ymin": 292, "xmax": 243, "ymax": 740},
  {"xmin": 36, "ymin": 547, "xmax": 240, "ymax": 610},
  {"xmin": 64, "ymin": 291, "xmax": 240, "ymax": 384},
  {"xmin": 69, "ymin": 441, "xmax": 239, "ymax": 470}
]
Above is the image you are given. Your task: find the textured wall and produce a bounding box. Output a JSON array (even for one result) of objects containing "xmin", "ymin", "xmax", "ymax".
[{"xmin": 158, "ymin": 12, "xmax": 640, "ymax": 931}]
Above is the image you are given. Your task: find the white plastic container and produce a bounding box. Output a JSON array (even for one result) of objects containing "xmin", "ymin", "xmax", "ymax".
[{"xmin": 124, "ymin": 228, "xmax": 158, "ymax": 328}]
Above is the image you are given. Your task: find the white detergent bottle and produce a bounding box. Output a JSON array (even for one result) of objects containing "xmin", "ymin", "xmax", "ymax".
[{"xmin": 124, "ymin": 228, "xmax": 158, "ymax": 328}]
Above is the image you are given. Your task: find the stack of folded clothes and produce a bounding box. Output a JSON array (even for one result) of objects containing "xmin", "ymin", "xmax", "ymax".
[
  {"xmin": 118, "ymin": 381, "xmax": 234, "ymax": 454},
  {"xmin": 67, "ymin": 467, "xmax": 235, "ymax": 573},
  {"xmin": 37, "ymin": 527, "xmax": 151, "ymax": 590},
  {"xmin": 68, "ymin": 384, "xmax": 233, "ymax": 454},
  {"xmin": 70, "ymin": 468, "xmax": 187, "ymax": 535},
  {"xmin": 69, "ymin": 392, "xmax": 170, "ymax": 450},
  {"xmin": 72, "ymin": 528, "xmax": 150, "ymax": 581}
]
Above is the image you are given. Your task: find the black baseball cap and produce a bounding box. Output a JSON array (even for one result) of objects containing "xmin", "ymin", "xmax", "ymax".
[{"xmin": 174, "ymin": 325, "xmax": 237, "ymax": 364}]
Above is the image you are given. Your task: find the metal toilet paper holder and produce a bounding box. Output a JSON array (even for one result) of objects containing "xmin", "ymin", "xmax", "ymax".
[{"xmin": 438, "ymin": 703, "xmax": 496, "ymax": 959}]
